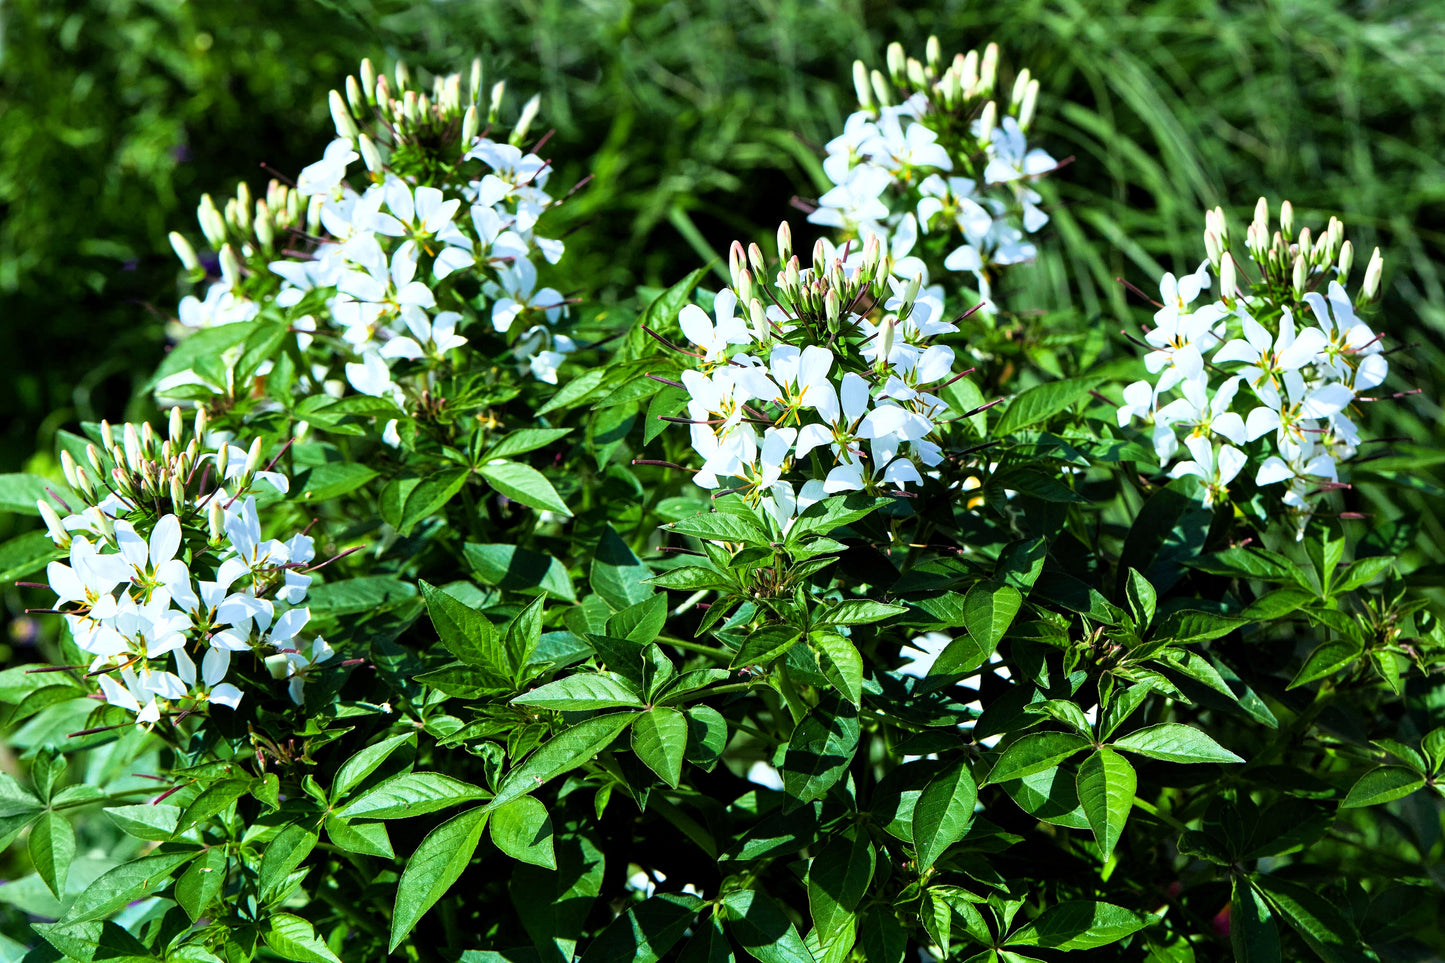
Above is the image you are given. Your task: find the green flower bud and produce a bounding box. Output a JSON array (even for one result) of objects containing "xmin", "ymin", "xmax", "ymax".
[
  {"xmin": 360, "ymin": 58, "xmax": 377, "ymax": 105},
  {"xmin": 777, "ymin": 221, "xmax": 792, "ymax": 261},
  {"xmin": 729, "ymin": 241, "xmax": 746, "ymax": 289},
  {"xmin": 1292, "ymin": 253, "xmax": 1307, "ymax": 296},
  {"xmin": 346, "ymin": 75, "xmax": 366, "ymax": 116},
  {"xmin": 254, "ymin": 200, "xmax": 275, "ymax": 251},
  {"xmin": 265, "ymin": 652, "xmax": 291, "ymax": 680},
  {"xmin": 461, "ymin": 104, "xmax": 479, "ymax": 146},
  {"xmin": 216, "ymin": 442, "xmax": 229, "ymax": 480},
  {"xmin": 926, "ymin": 36, "xmax": 942, "ymax": 72},
  {"xmin": 1220, "ymin": 254, "xmax": 1236, "ymax": 301},
  {"xmin": 513, "ymin": 93, "xmax": 541, "ymax": 145},
  {"xmin": 1337, "ymin": 239, "xmax": 1354, "ymax": 280},
  {"xmin": 1279, "ymin": 200, "xmax": 1294, "ymax": 240},
  {"xmin": 1018, "ymin": 79, "xmax": 1039, "ymax": 131},
  {"xmin": 886, "ymin": 42, "xmax": 906, "ymax": 84},
  {"xmin": 748, "ymin": 242, "xmax": 767, "ymax": 279},
  {"xmin": 209, "ymin": 500, "xmax": 226, "ymax": 545},
  {"xmin": 870, "ymin": 69, "xmax": 891, "ymax": 108},
  {"xmin": 123, "ymin": 423, "xmax": 141, "ymax": 472},
  {"xmin": 1362, "ymin": 247, "xmax": 1383, "ymax": 301},
  {"xmin": 218, "ymin": 244, "xmax": 242, "ymax": 286},
  {"xmin": 169, "ymin": 407, "xmax": 184, "ymax": 447},
  {"xmin": 470, "ymin": 58, "xmax": 483, "ymax": 104},
  {"xmin": 358, "ymin": 133, "xmax": 383, "ymax": 173},
  {"xmin": 906, "ymin": 57, "xmax": 926, "ymax": 89},
  {"xmin": 1011, "ymin": 68, "xmax": 1031, "ymax": 107},
  {"xmin": 169, "ymin": 232, "xmax": 201, "ymax": 273},
  {"xmin": 977, "ymin": 101, "xmax": 997, "ymax": 144},
  {"xmin": 37, "ymin": 500, "xmax": 68, "ymax": 548},
  {"xmin": 394, "ymin": 61, "xmax": 411, "ymax": 92},
  {"xmin": 198, "ymin": 195, "xmax": 227, "ymax": 249},
  {"xmin": 852, "ymin": 60, "xmax": 873, "ymax": 110},
  {"xmin": 489, "ymin": 80, "xmax": 506, "ymax": 123},
  {"xmin": 329, "ymin": 89, "xmax": 359, "ymax": 140},
  {"xmin": 980, "ymin": 43, "xmax": 999, "ymax": 93}
]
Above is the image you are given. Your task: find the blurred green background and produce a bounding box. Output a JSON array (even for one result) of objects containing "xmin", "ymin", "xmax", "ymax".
[{"xmin": 3, "ymin": 0, "xmax": 1442, "ymax": 536}]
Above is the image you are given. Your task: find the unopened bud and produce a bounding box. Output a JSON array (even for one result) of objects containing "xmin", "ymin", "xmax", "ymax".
[
  {"xmin": 264, "ymin": 652, "xmax": 291, "ymax": 680},
  {"xmin": 416, "ymin": 93, "xmax": 433, "ymax": 122},
  {"xmin": 216, "ymin": 443, "xmax": 230, "ymax": 480},
  {"xmin": 329, "ymin": 89, "xmax": 359, "ymax": 140},
  {"xmin": 73, "ymin": 467, "xmax": 93, "ymax": 499},
  {"xmin": 197, "ymin": 195, "xmax": 227, "ymax": 249},
  {"xmin": 825, "ymin": 288, "xmax": 841, "ymax": 326},
  {"xmin": 863, "ymin": 232, "xmax": 882, "ymax": 277},
  {"xmin": 812, "ymin": 238, "xmax": 828, "ymax": 276},
  {"xmin": 469, "ymin": 58, "xmax": 483, "ymax": 104},
  {"xmin": 748, "ymin": 242, "xmax": 767, "ymax": 279},
  {"xmin": 444, "ymin": 74, "xmax": 462, "ymax": 113},
  {"xmin": 777, "ymin": 221, "xmax": 793, "ymax": 261},
  {"xmin": 208, "ymin": 500, "xmax": 225, "ymax": 543},
  {"xmin": 59, "ymin": 449, "xmax": 79, "ymax": 488},
  {"xmin": 218, "ymin": 245, "xmax": 242, "ymax": 286},
  {"xmin": 1362, "ymin": 247, "xmax": 1383, "ymax": 300},
  {"xmin": 737, "ymin": 268, "xmax": 754, "ymax": 306},
  {"xmin": 729, "ymin": 241, "xmax": 746, "ymax": 289},
  {"xmin": 977, "ymin": 101, "xmax": 997, "ymax": 143},
  {"xmin": 749, "ymin": 299, "xmax": 770, "ymax": 343},
  {"xmin": 245, "ymin": 436, "xmax": 263, "ymax": 476},
  {"xmin": 1253, "ymin": 196, "xmax": 1269, "ymax": 232},
  {"xmin": 169, "ymin": 407, "xmax": 184, "ymax": 446},
  {"xmin": 489, "ymin": 81, "xmax": 506, "ymax": 122},
  {"xmin": 360, "ymin": 58, "xmax": 377, "ymax": 105},
  {"xmin": 1337, "ymin": 239, "xmax": 1354, "ymax": 280},
  {"xmin": 254, "ymin": 201, "xmax": 275, "ymax": 250},
  {"xmin": 870, "ymin": 69, "xmax": 891, "ymax": 108},
  {"xmin": 1296, "ymin": 227, "xmax": 1312, "ymax": 263},
  {"xmin": 1292, "ymin": 254, "xmax": 1307, "ymax": 296},
  {"xmin": 358, "ymin": 133, "xmax": 383, "ymax": 173},
  {"xmin": 169, "ymin": 232, "xmax": 201, "ymax": 273},
  {"xmin": 1018, "ymin": 79, "xmax": 1039, "ymax": 131},
  {"xmin": 980, "ymin": 43, "xmax": 999, "ymax": 93},
  {"xmin": 86, "ymin": 442, "xmax": 105, "ymax": 477},
  {"xmin": 926, "ymin": 36, "xmax": 942, "ymax": 72},
  {"xmin": 1220, "ymin": 255, "xmax": 1236, "ymax": 301},
  {"xmin": 170, "ymin": 474, "xmax": 186, "ymax": 510},
  {"xmin": 784, "ymin": 257, "xmax": 801, "ymax": 295},
  {"xmin": 374, "ymin": 74, "xmax": 392, "ymax": 112},
  {"xmin": 1279, "ymin": 200, "xmax": 1294, "ymax": 240},
  {"xmin": 394, "ymin": 61, "xmax": 411, "ymax": 92},
  {"xmin": 513, "ymin": 93, "xmax": 541, "ymax": 145},
  {"xmin": 193, "ymin": 407, "xmax": 208, "ymax": 443},
  {"xmin": 886, "ymin": 42, "xmax": 907, "ymax": 83},
  {"xmin": 961, "ymin": 50, "xmax": 979, "ymax": 93},
  {"xmin": 852, "ymin": 60, "xmax": 874, "ymax": 110},
  {"xmin": 1203, "ymin": 229, "xmax": 1221, "ymax": 268},
  {"xmin": 1011, "ymin": 68, "xmax": 1031, "ymax": 107},
  {"xmin": 100, "ymin": 420, "xmax": 115, "ymax": 451},
  {"xmin": 123, "ymin": 423, "xmax": 141, "ymax": 472},
  {"xmin": 402, "ymin": 90, "xmax": 420, "ymax": 126},
  {"xmin": 345, "ymin": 75, "xmax": 366, "ymax": 116},
  {"xmin": 879, "ymin": 315, "xmax": 896, "ymax": 364},
  {"xmin": 904, "ymin": 271, "xmax": 923, "ymax": 307},
  {"xmin": 306, "ymin": 195, "xmax": 323, "ymax": 237},
  {"xmin": 461, "ymin": 105, "xmax": 479, "ymax": 145},
  {"xmin": 906, "ymin": 57, "xmax": 926, "ymax": 89},
  {"xmin": 38, "ymin": 500, "xmax": 69, "ymax": 547}
]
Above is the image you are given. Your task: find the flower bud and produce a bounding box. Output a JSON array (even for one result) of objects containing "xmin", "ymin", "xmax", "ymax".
[
  {"xmin": 169, "ymin": 232, "xmax": 201, "ymax": 273},
  {"xmin": 852, "ymin": 60, "xmax": 874, "ymax": 110},
  {"xmin": 737, "ymin": 268, "xmax": 754, "ymax": 306},
  {"xmin": 980, "ymin": 43, "xmax": 999, "ymax": 93},
  {"xmin": 748, "ymin": 242, "xmax": 767, "ymax": 279},
  {"xmin": 977, "ymin": 100, "xmax": 997, "ymax": 144},
  {"xmin": 1220, "ymin": 254, "xmax": 1236, "ymax": 302},
  {"xmin": 825, "ymin": 288, "xmax": 841, "ymax": 328},
  {"xmin": 489, "ymin": 81, "xmax": 506, "ymax": 123},
  {"xmin": 784, "ymin": 257, "xmax": 801, "ymax": 295},
  {"xmin": 461, "ymin": 105, "xmax": 479, "ymax": 146},
  {"xmin": 170, "ymin": 473, "xmax": 186, "ymax": 510},
  {"xmin": 777, "ymin": 220, "xmax": 792, "ymax": 261},
  {"xmin": 216, "ymin": 443, "xmax": 230, "ymax": 480},
  {"xmin": 863, "ymin": 232, "xmax": 882, "ymax": 278},
  {"xmin": 193, "ymin": 407, "xmax": 208, "ymax": 443},
  {"xmin": 879, "ymin": 315, "xmax": 896, "ymax": 365},
  {"xmin": 926, "ymin": 36, "xmax": 942, "ymax": 72},
  {"xmin": 358, "ymin": 133, "xmax": 383, "ymax": 174},
  {"xmin": 728, "ymin": 241, "xmax": 746, "ymax": 289},
  {"xmin": 209, "ymin": 500, "xmax": 226, "ymax": 544},
  {"xmin": 346, "ymin": 75, "xmax": 366, "ymax": 116},
  {"xmin": 402, "ymin": 90, "xmax": 420, "ymax": 127},
  {"xmin": 374, "ymin": 74, "xmax": 392, "ymax": 113},
  {"xmin": 444, "ymin": 74, "xmax": 462, "ymax": 113},
  {"xmin": 265, "ymin": 652, "xmax": 291, "ymax": 680},
  {"xmin": 1011, "ymin": 68, "xmax": 1031, "ymax": 107},
  {"xmin": 749, "ymin": 299, "xmax": 770, "ymax": 343},
  {"xmin": 1296, "ymin": 227, "xmax": 1312, "ymax": 263},
  {"xmin": 394, "ymin": 61, "xmax": 411, "ymax": 92},
  {"xmin": 254, "ymin": 200, "xmax": 275, "ymax": 250},
  {"xmin": 198, "ymin": 195, "xmax": 227, "ymax": 249},
  {"xmin": 1279, "ymin": 200, "xmax": 1294, "ymax": 240},
  {"xmin": 1018, "ymin": 79, "xmax": 1039, "ymax": 131},
  {"xmin": 123, "ymin": 423, "xmax": 141, "ymax": 472},
  {"xmin": 218, "ymin": 245, "xmax": 242, "ymax": 286},
  {"xmin": 417, "ymin": 93, "xmax": 433, "ymax": 122},
  {"xmin": 1253, "ymin": 196, "xmax": 1269, "ymax": 232},
  {"xmin": 100, "ymin": 420, "xmax": 115, "ymax": 451},
  {"xmin": 904, "ymin": 271, "xmax": 923, "ymax": 307},
  {"xmin": 1337, "ymin": 239, "xmax": 1353, "ymax": 280},
  {"xmin": 1292, "ymin": 253, "xmax": 1307, "ymax": 296},
  {"xmin": 961, "ymin": 50, "xmax": 979, "ymax": 93},
  {"xmin": 360, "ymin": 58, "xmax": 378, "ymax": 105},
  {"xmin": 1203, "ymin": 229, "xmax": 1221, "ymax": 268},
  {"xmin": 37, "ymin": 500, "xmax": 69, "ymax": 548},
  {"xmin": 1212, "ymin": 206, "xmax": 1230, "ymax": 249},
  {"xmin": 886, "ymin": 42, "xmax": 907, "ymax": 83},
  {"xmin": 306, "ymin": 195, "xmax": 323, "ymax": 237},
  {"xmin": 87, "ymin": 442, "xmax": 105, "ymax": 477},
  {"xmin": 245, "ymin": 436, "xmax": 264, "ymax": 476},
  {"xmin": 73, "ymin": 467, "xmax": 94, "ymax": 499},
  {"xmin": 169, "ymin": 407, "xmax": 184, "ymax": 447},
  {"xmin": 1362, "ymin": 247, "xmax": 1383, "ymax": 301},
  {"xmin": 514, "ymin": 93, "xmax": 541, "ymax": 145},
  {"xmin": 906, "ymin": 57, "xmax": 927, "ymax": 89},
  {"xmin": 329, "ymin": 90, "xmax": 359, "ymax": 140},
  {"xmin": 811, "ymin": 238, "xmax": 828, "ymax": 277},
  {"xmin": 59, "ymin": 449, "xmax": 79, "ymax": 489},
  {"xmin": 469, "ymin": 58, "xmax": 484, "ymax": 104},
  {"xmin": 941, "ymin": 69, "xmax": 962, "ymax": 109},
  {"xmin": 870, "ymin": 69, "xmax": 891, "ymax": 108}
]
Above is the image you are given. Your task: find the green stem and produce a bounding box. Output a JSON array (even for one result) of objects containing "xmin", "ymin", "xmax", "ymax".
[
  {"xmin": 660, "ymin": 634, "xmax": 733, "ymax": 662},
  {"xmin": 1132, "ymin": 795, "xmax": 1190, "ymax": 834}
]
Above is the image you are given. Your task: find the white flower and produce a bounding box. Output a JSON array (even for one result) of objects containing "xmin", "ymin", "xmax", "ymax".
[
  {"xmin": 380, "ymin": 308, "xmax": 468, "ymax": 361},
  {"xmin": 282, "ymin": 636, "xmax": 335, "ymax": 704},
  {"xmin": 1303, "ymin": 281, "xmax": 1387, "ymax": 390},
  {"xmin": 983, "ymin": 117, "xmax": 1056, "ymax": 185},
  {"xmin": 1169, "ymin": 436, "xmax": 1246, "ymax": 507},
  {"xmin": 490, "ymin": 258, "xmax": 564, "ymax": 332},
  {"xmin": 297, "ymin": 138, "xmax": 359, "ymax": 199},
  {"xmin": 1155, "ymin": 376, "xmax": 1248, "ymax": 461},
  {"xmin": 679, "ymin": 290, "xmax": 751, "ymax": 363},
  {"xmin": 808, "ymin": 164, "xmax": 892, "ymax": 231},
  {"xmin": 1213, "ymin": 307, "xmax": 1327, "ymax": 409}
]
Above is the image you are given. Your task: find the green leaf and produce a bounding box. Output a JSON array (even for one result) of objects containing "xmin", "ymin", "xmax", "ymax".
[
  {"xmin": 607, "ymin": 593, "xmax": 668, "ymax": 645},
  {"xmin": 420, "ymin": 582, "xmax": 507, "ymax": 675},
  {"xmin": 1111, "ymin": 724, "xmax": 1243, "ymax": 764},
  {"xmin": 478, "ymin": 460, "xmax": 571, "ymax": 516},
  {"xmin": 1152, "ymin": 609, "xmax": 1246, "ymax": 645},
  {"xmin": 984, "ymin": 732, "xmax": 1090, "ymax": 785},
  {"xmin": 1334, "ymin": 556, "xmax": 1395, "ymax": 593},
  {"xmin": 331, "ymin": 732, "xmax": 417, "ymax": 801},
  {"xmin": 0, "ymin": 474, "xmax": 76, "ymax": 515},
  {"xmin": 512, "ymin": 672, "xmax": 646, "ymax": 711},
  {"xmin": 293, "ymin": 462, "xmax": 377, "ymax": 502},
  {"xmin": 965, "ymin": 581, "xmax": 1023, "ymax": 649},
  {"xmin": 1231, "ymin": 876, "xmax": 1281, "ymax": 963},
  {"xmin": 178, "ymin": 777, "xmax": 252, "ymax": 829},
  {"xmin": 678, "ymin": 917, "xmax": 735, "ymax": 963},
  {"xmin": 399, "ymin": 467, "xmax": 471, "ymax": 535},
  {"xmin": 28, "ymin": 810, "xmax": 74, "ymax": 898},
  {"xmin": 593, "ymin": 525, "xmax": 654, "ymax": 608},
  {"xmin": 994, "ymin": 378, "xmax": 1097, "ymax": 436},
  {"xmin": 1340, "ymin": 767, "xmax": 1426, "ymax": 808},
  {"xmin": 786, "ymin": 493, "xmax": 891, "ymax": 545},
  {"xmin": 812, "ymin": 632, "xmax": 863, "ymax": 706},
  {"xmin": 582, "ymin": 892, "xmax": 703, "ymax": 963},
  {"xmin": 913, "ymin": 762, "xmax": 979, "ymax": 872},
  {"xmin": 684, "ymin": 705, "xmax": 729, "ymax": 769},
  {"xmin": 859, "ymin": 908, "xmax": 908, "ymax": 963},
  {"xmin": 488, "ymin": 796, "xmax": 555, "ymax": 869},
  {"xmin": 1289, "ymin": 635, "xmax": 1364, "ymax": 689},
  {"xmin": 820, "ymin": 599, "xmax": 908, "ymax": 626},
  {"xmin": 721, "ymin": 889, "xmax": 816, "ymax": 963},
  {"xmin": 103, "ymin": 803, "xmax": 180, "ymax": 841},
  {"xmin": 389, "ymin": 806, "xmax": 489, "ymax": 952},
  {"xmin": 808, "ymin": 830, "xmax": 875, "ymax": 941},
  {"xmin": 1076, "ymin": 748, "xmax": 1136, "ymax": 860},
  {"xmin": 60, "ymin": 850, "xmax": 197, "ymax": 923},
  {"xmin": 337, "ymin": 772, "xmax": 487, "ymax": 819},
  {"xmin": 258, "ymin": 823, "xmax": 317, "ymax": 897},
  {"xmin": 1185, "ymin": 547, "xmax": 1308, "ymax": 587},
  {"xmin": 0, "ymin": 529, "xmax": 58, "ymax": 581},
  {"xmin": 465, "ymin": 543, "xmax": 576, "ymax": 601},
  {"xmin": 666, "ymin": 510, "xmax": 771, "ymax": 544},
  {"xmin": 1124, "ymin": 570, "xmax": 1156, "ymax": 627},
  {"xmin": 782, "ymin": 700, "xmax": 860, "ymax": 805},
  {"xmin": 306, "ymin": 576, "xmax": 417, "ymax": 616},
  {"xmin": 1253, "ymin": 876, "xmax": 1363, "ymax": 963},
  {"xmin": 1003, "ymin": 900, "xmax": 1153, "ymax": 950},
  {"xmin": 31, "ymin": 921, "xmax": 152, "ymax": 963},
  {"xmin": 484, "ymin": 427, "xmax": 572, "ymax": 460},
  {"xmin": 504, "ymin": 594, "xmax": 546, "ymax": 675},
  {"xmin": 176, "ymin": 845, "xmax": 227, "ymax": 921},
  {"xmin": 646, "ymin": 565, "xmax": 732, "ymax": 592},
  {"xmin": 539, "ymin": 367, "xmax": 608, "ymax": 415},
  {"xmin": 324, "ymin": 817, "xmax": 394, "ymax": 859},
  {"xmin": 734, "ymin": 626, "xmax": 802, "ymax": 668},
  {"xmin": 631, "ymin": 707, "xmax": 689, "ymax": 788},
  {"xmin": 1241, "ymin": 588, "xmax": 1314, "ymax": 621},
  {"xmin": 489, "ymin": 712, "xmax": 637, "ymax": 811},
  {"xmin": 265, "ymin": 913, "xmax": 343, "ymax": 963}
]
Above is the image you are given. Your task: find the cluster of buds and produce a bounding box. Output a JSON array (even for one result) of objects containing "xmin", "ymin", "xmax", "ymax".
[
  {"xmin": 731, "ymin": 223, "xmax": 891, "ymax": 343},
  {"xmin": 812, "ymin": 37, "xmax": 1056, "ymax": 310},
  {"xmin": 1120, "ymin": 200, "xmax": 1391, "ymax": 534},
  {"xmin": 332, "ymin": 57, "xmax": 539, "ymax": 157}
]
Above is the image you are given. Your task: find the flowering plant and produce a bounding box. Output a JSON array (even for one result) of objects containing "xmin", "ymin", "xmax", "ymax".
[{"xmin": 1, "ymin": 38, "xmax": 1442, "ymax": 963}]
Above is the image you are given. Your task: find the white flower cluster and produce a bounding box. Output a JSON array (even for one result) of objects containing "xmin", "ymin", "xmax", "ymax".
[
  {"xmin": 673, "ymin": 223, "xmax": 967, "ymax": 526},
  {"xmin": 1119, "ymin": 200, "xmax": 1388, "ymax": 533},
  {"xmin": 810, "ymin": 38, "xmax": 1055, "ymax": 305},
  {"xmin": 36, "ymin": 409, "xmax": 331, "ymax": 723},
  {"xmin": 165, "ymin": 57, "xmax": 574, "ymax": 411}
]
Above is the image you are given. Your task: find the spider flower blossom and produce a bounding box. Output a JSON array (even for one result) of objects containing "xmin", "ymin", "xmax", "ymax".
[{"xmin": 1118, "ymin": 201, "xmax": 1390, "ymax": 535}]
